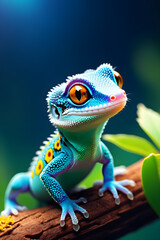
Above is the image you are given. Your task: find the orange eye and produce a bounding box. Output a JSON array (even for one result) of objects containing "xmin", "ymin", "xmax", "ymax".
[
  {"xmin": 69, "ymin": 84, "xmax": 90, "ymax": 105},
  {"xmin": 114, "ymin": 71, "xmax": 123, "ymax": 88}
]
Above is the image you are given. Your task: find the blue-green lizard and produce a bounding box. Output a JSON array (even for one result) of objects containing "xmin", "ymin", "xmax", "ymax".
[{"xmin": 1, "ymin": 64, "xmax": 135, "ymax": 231}]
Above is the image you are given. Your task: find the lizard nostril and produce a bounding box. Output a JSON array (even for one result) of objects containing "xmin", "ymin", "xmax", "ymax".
[{"xmin": 110, "ymin": 95, "xmax": 116, "ymax": 101}]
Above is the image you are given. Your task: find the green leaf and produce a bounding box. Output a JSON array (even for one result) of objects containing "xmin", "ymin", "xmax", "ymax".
[
  {"xmin": 137, "ymin": 104, "xmax": 160, "ymax": 150},
  {"xmin": 141, "ymin": 153, "xmax": 160, "ymax": 217},
  {"xmin": 103, "ymin": 134, "xmax": 158, "ymax": 156}
]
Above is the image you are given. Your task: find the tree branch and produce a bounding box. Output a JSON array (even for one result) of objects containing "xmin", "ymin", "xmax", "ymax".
[{"xmin": 0, "ymin": 160, "xmax": 158, "ymax": 240}]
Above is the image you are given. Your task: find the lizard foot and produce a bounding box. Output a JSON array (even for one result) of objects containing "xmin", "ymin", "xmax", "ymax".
[
  {"xmin": 98, "ymin": 179, "xmax": 135, "ymax": 205},
  {"xmin": 60, "ymin": 198, "xmax": 89, "ymax": 231},
  {"xmin": 1, "ymin": 199, "xmax": 27, "ymax": 216}
]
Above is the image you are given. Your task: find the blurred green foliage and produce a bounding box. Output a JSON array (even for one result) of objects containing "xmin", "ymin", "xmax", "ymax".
[
  {"xmin": 142, "ymin": 153, "xmax": 160, "ymax": 217},
  {"xmin": 133, "ymin": 42, "xmax": 160, "ymax": 111},
  {"xmin": 103, "ymin": 134, "xmax": 158, "ymax": 156}
]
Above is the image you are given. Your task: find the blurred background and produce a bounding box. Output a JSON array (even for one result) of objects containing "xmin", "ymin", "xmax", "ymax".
[{"xmin": 0, "ymin": 0, "xmax": 160, "ymax": 239}]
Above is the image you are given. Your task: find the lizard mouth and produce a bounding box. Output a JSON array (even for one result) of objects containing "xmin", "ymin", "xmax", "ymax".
[{"xmin": 62, "ymin": 99, "xmax": 127, "ymax": 117}]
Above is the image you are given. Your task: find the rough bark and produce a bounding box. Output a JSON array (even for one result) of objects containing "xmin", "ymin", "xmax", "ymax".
[{"xmin": 0, "ymin": 160, "xmax": 158, "ymax": 240}]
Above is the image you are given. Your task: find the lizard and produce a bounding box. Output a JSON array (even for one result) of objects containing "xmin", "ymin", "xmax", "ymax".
[{"xmin": 1, "ymin": 63, "xmax": 135, "ymax": 231}]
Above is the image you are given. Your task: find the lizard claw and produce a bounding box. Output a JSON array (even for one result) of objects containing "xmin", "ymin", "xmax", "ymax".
[
  {"xmin": 115, "ymin": 197, "xmax": 120, "ymax": 205},
  {"xmin": 60, "ymin": 220, "xmax": 65, "ymax": 227},
  {"xmin": 127, "ymin": 192, "xmax": 134, "ymax": 200},
  {"xmin": 98, "ymin": 189, "xmax": 104, "ymax": 197},
  {"xmin": 73, "ymin": 224, "xmax": 80, "ymax": 232},
  {"xmin": 98, "ymin": 179, "xmax": 135, "ymax": 204},
  {"xmin": 60, "ymin": 198, "xmax": 89, "ymax": 231}
]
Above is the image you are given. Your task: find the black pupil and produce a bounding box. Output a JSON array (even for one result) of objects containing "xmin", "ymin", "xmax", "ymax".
[
  {"xmin": 75, "ymin": 89, "xmax": 82, "ymax": 101},
  {"xmin": 115, "ymin": 76, "xmax": 119, "ymax": 85}
]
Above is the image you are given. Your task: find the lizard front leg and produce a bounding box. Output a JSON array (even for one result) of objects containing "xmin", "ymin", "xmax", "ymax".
[
  {"xmin": 98, "ymin": 141, "xmax": 135, "ymax": 205},
  {"xmin": 40, "ymin": 152, "xmax": 89, "ymax": 231}
]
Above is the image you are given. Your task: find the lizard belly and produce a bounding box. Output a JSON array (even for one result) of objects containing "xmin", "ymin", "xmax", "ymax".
[
  {"xmin": 57, "ymin": 161, "xmax": 95, "ymax": 192},
  {"xmin": 57, "ymin": 146, "xmax": 100, "ymax": 192},
  {"xmin": 29, "ymin": 160, "xmax": 95, "ymax": 202},
  {"xmin": 29, "ymin": 173, "xmax": 50, "ymax": 202}
]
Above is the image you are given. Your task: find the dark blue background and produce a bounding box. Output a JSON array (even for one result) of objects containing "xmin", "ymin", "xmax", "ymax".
[{"xmin": 0, "ymin": 1, "xmax": 160, "ymax": 239}]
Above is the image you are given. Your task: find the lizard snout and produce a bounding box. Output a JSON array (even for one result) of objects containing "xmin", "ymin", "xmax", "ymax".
[{"xmin": 109, "ymin": 91, "xmax": 127, "ymax": 103}]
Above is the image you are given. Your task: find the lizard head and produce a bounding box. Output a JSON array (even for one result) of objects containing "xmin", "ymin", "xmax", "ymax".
[{"xmin": 47, "ymin": 64, "xmax": 127, "ymax": 130}]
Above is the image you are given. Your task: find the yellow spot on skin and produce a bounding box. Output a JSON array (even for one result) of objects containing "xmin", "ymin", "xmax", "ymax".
[
  {"xmin": 45, "ymin": 148, "xmax": 54, "ymax": 163},
  {"xmin": 0, "ymin": 216, "xmax": 15, "ymax": 231},
  {"xmin": 54, "ymin": 140, "xmax": 61, "ymax": 151},
  {"xmin": 31, "ymin": 170, "xmax": 34, "ymax": 178},
  {"xmin": 35, "ymin": 160, "xmax": 43, "ymax": 175},
  {"xmin": 59, "ymin": 134, "xmax": 62, "ymax": 141}
]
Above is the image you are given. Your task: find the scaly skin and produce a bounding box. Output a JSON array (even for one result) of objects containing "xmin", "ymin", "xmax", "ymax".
[{"xmin": 1, "ymin": 64, "xmax": 135, "ymax": 231}]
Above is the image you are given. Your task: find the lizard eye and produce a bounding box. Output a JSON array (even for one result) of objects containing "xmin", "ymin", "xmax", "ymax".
[
  {"xmin": 114, "ymin": 71, "xmax": 123, "ymax": 88},
  {"xmin": 69, "ymin": 84, "xmax": 90, "ymax": 105}
]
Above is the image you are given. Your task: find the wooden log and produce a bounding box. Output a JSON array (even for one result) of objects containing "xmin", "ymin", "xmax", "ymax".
[{"xmin": 0, "ymin": 160, "xmax": 158, "ymax": 240}]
